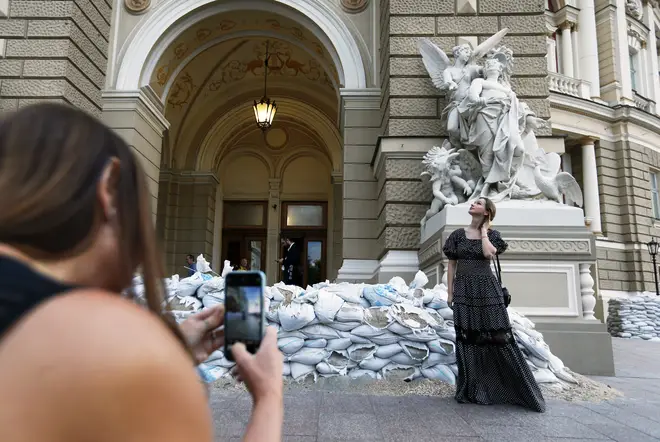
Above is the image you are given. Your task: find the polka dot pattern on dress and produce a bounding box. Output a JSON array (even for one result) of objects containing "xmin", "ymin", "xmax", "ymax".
[{"xmin": 443, "ymin": 228, "xmax": 546, "ymax": 413}]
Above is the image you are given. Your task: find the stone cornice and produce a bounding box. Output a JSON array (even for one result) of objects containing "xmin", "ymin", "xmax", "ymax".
[
  {"xmin": 554, "ymin": 5, "xmax": 580, "ymax": 29},
  {"xmin": 102, "ymin": 86, "xmax": 169, "ymax": 135}
]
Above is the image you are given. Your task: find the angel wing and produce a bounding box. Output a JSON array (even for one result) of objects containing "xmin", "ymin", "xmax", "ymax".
[
  {"xmin": 470, "ymin": 28, "xmax": 509, "ymax": 61},
  {"xmin": 555, "ymin": 173, "xmax": 584, "ymax": 207},
  {"xmin": 418, "ymin": 38, "xmax": 452, "ymax": 90}
]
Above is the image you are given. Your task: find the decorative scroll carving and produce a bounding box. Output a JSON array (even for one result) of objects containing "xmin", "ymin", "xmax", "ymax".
[
  {"xmin": 506, "ymin": 239, "xmax": 591, "ymax": 254},
  {"xmin": 125, "ymin": 0, "xmax": 151, "ymax": 14},
  {"xmin": 626, "ymin": 0, "xmax": 644, "ymax": 20},
  {"xmin": 341, "ymin": 0, "xmax": 369, "ymax": 13}
]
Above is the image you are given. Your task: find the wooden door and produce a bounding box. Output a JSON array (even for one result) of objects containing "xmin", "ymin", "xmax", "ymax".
[{"xmin": 222, "ymin": 231, "xmax": 266, "ymax": 271}]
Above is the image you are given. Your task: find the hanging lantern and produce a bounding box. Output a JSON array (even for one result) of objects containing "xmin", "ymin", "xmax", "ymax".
[{"xmin": 253, "ymin": 41, "xmax": 276, "ymax": 130}]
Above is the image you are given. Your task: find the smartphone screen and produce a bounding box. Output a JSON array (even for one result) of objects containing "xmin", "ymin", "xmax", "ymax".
[{"xmin": 224, "ymin": 271, "xmax": 265, "ymax": 361}]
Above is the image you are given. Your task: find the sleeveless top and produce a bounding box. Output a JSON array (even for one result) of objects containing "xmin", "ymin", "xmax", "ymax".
[{"xmin": 0, "ymin": 256, "xmax": 74, "ymax": 339}]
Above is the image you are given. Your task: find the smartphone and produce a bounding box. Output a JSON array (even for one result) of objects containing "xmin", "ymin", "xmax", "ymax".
[{"xmin": 223, "ymin": 270, "xmax": 266, "ymax": 362}]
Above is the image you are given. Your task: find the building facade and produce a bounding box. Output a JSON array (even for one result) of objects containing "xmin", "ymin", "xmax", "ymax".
[{"xmin": 0, "ymin": 0, "xmax": 659, "ymax": 315}]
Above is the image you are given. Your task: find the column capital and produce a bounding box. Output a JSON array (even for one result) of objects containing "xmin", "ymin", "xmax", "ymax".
[
  {"xmin": 102, "ymin": 86, "xmax": 169, "ymax": 135},
  {"xmin": 268, "ymin": 178, "xmax": 281, "ymax": 191},
  {"xmin": 559, "ymin": 20, "xmax": 576, "ymax": 31},
  {"xmin": 331, "ymin": 172, "xmax": 343, "ymax": 185},
  {"xmin": 579, "ymin": 136, "xmax": 598, "ymax": 146}
]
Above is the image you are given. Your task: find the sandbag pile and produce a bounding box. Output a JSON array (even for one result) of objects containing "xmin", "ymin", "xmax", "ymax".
[
  {"xmin": 607, "ymin": 296, "xmax": 660, "ymax": 341},
  {"xmin": 133, "ymin": 255, "xmax": 577, "ymax": 387}
]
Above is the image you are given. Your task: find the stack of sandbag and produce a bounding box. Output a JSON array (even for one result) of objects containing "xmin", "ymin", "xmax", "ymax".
[
  {"xmin": 607, "ymin": 296, "xmax": 660, "ymax": 341},
  {"xmin": 193, "ymin": 270, "xmax": 577, "ymax": 387}
]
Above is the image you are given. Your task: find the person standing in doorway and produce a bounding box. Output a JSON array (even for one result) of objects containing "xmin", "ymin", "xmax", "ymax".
[
  {"xmin": 237, "ymin": 258, "xmax": 249, "ymax": 271},
  {"xmin": 186, "ymin": 254, "xmax": 197, "ymax": 277},
  {"xmin": 278, "ymin": 236, "xmax": 300, "ymax": 286}
]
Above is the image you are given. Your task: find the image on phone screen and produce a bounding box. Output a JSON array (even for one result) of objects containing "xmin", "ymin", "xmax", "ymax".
[{"xmin": 224, "ymin": 281, "xmax": 263, "ymax": 359}]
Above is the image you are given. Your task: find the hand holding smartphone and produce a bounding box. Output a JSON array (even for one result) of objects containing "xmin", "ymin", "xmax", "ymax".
[{"xmin": 224, "ymin": 270, "xmax": 266, "ymax": 361}]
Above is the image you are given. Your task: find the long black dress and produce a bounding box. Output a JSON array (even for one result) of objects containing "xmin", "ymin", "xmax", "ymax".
[{"xmin": 443, "ymin": 228, "xmax": 546, "ymax": 412}]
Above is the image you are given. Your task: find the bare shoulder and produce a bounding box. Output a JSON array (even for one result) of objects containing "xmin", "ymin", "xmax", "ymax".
[{"xmin": 0, "ymin": 290, "xmax": 213, "ymax": 441}]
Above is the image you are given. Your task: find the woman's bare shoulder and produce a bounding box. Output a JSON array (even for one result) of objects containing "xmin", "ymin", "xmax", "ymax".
[{"xmin": 0, "ymin": 289, "xmax": 213, "ymax": 441}]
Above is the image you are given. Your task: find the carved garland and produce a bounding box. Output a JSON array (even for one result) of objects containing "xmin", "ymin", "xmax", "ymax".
[
  {"xmin": 341, "ymin": 0, "xmax": 369, "ymax": 13},
  {"xmin": 125, "ymin": 0, "xmax": 151, "ymax": 14}
]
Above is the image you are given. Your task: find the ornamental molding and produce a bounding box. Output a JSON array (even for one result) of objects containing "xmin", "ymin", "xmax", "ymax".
[
  {"xmin": 627, "ymin": 0, "xmax": 644, "ymax": 20},
  {"xmin": 419, "ymin": 240, "xmax": 443, "ymax": 265},
  {"xmin": 506, "ymin": 238, "xmax": 592, "ymax": 254},
  {"xmin": 125, "ymin": 0, "xmax": 151, "ymax": 14},
  {"xmin": 340, "ymin": 0, "xmax": 369, "ymax": 13}
]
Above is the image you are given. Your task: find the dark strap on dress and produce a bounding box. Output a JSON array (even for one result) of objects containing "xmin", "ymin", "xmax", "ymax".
[{"xmin": 494, "ymin": 253, "xmax": 503, "ymax": 285}]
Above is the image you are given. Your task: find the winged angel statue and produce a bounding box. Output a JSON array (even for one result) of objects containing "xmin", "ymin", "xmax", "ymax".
[{"xmin": 418, "ymin": 31, "xmax": 584, "ymax": 227}]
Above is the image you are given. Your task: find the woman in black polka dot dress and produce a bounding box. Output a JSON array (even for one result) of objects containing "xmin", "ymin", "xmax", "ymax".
[{"xmin": 443, "ymin": 197, "xmax": 546, "ymax": 413}]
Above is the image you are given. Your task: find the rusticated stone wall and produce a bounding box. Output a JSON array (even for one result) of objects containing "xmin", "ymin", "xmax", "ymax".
[
  {"xmin": 0, "ymin": 0, "xmax": 111, "ymax": 115},
  {"xmin": 384, "ymin": 0, "xmax": 550, "ymax": 137}
]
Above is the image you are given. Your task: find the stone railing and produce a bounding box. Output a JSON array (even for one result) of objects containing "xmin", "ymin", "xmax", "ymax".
[
  {"xmin": 633, "ymin": 91, "xmax": 652, "ymax": 113},
  {"xmin": 548, "ymin": 72, "xmax": 591, "ymax": 99},
  {"xmin": 607, "ymin": 296, "xmax": 660, "ymax": 340}
]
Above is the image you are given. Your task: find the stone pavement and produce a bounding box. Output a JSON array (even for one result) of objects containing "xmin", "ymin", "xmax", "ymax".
[{"xmin": 210, "ymin": 338, "xmax": 660, "ymax": 441}]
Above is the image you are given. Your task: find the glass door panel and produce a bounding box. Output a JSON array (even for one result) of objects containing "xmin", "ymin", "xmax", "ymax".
[{"xmin": 305, "ymin": 239, "xmax": 324, "ymax": 286}]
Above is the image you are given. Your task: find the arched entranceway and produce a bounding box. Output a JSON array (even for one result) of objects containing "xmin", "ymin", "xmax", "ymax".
[{"xmin": 105, "ymin": 0, "xmax": 377, "ymax": 283}]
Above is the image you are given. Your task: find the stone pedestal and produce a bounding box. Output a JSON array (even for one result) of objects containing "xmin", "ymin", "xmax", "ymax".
[{"xmin": 418, "ymin": 200, "xmax": 614, "ymax": 376}]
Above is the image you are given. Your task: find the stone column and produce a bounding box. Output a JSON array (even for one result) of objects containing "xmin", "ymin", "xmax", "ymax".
[
  {"xmin": 211, "ymin": 184, "xmax": 223, "ymax": 272},
  {"xmin": 559, "ymin": 21, "xmax": 575, "ymax": 78},
  {"xmin": 581, "ymin": 138, "xmax": 602, "ymax": 235},
  {"xmin": 571, "ymin": 25, "xmax": 581, "ymax": 80},
  {"xmin": 615, "ymin": 0, "xmax": 635, "ymax": 103},
  {"xmin": 547, "ymin": 35, "xmax": 558, "ymax": 73},
  {"xmin": 102, "ymin": 88, "xmax": 169, "ymax": 218},
  {"xmin": 266, "ymin": 179, "xmax": 281, "ymax": 284},
  {"xmin": 644, "ymin": 1, "xmax": 660, "ymax": 113},
  {"xmin": 331, "ymin": 173, "xmax": 344, "ymax": 280},
  {"xmin": 640, "ymin": 41, "xmax": 650, "ymax": 97},
  {"xmin": 580, "ymin": 263, "xmax": 597, "ymax": 320},
  {"xmin": 336, "ymin": 89, "xmax": 381, "ymax": 282},
  {"xmin": 578, "ymin": 0, "xmax": 602, "ymax": 99}
]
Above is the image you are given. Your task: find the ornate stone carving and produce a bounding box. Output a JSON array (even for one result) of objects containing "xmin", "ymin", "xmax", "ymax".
[
  {"xmin": 417, "ymin": 30, "xmax": 585, "ymax": 221},
  {"xmin": 419, "ymin": 240, "xmax": 443, "ymax": 265},
  {"xmin": 124, "ymin": 0, "xmax": 151, "ymax": 14},
  {"xmin": 506, "ymin": 239, "xmax": 591, "ymax": 254},
  {"xmin": 340, "ymin": 0, "xmax": 369, "ymax": 13},
  {"xmin": 626, "ymin": 0, "xmax": 644, "ymax": 20}
]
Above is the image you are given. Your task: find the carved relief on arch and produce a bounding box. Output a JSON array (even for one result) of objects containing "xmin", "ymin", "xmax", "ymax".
[
  {"xmin": 340, "ymin": 0, "xmax": 369, "ymax": 14},
  {"xmin": 125, "ymin": 0, "xmax": 151, "ymax": 14}
]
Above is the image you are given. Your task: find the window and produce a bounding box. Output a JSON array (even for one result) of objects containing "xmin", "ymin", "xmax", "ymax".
[
  {"xmin": 630, "ymin": 50, "xmax": 639, "ymax": 92},
  {"xmin": 223, "ymin": 202, "xmax": 266, "ymax": 228},
  {"xmin": 285, "ymin": 205, "xmax": 324, "ymax": 227},
  {"xmin": 651, "ymin": 172, "xmax": 660, "ymax": 219}
]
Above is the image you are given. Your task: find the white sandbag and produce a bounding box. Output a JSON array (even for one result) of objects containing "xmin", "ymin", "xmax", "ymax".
[
  {"xmin": 349, "ymin": 334, "xmax": 372, "ymax": 344},
  {"xmin": 277, "ymin": 331, "xmax": 306, "ymax": 339},
  {"xmin": 197, "ymin": 364, "xmax": 229, "ymax": 383},
  {"xmin": 165, "ymin": 275, "xmax": 179, "ymax": 297},
  {"xmin": 381, "ymin": 364, "xmax": 421, "ymax": 382},
  {"xmin": 363, "ymin": 307, "xmax": 392, "ymax": 329},
  {"xmin": 349, "ymin": 369, "xmax": 379, "ymax": 380},
  {"xmin": 449, "ymin": 364, "xmax": 459, "ymax": 376},
  {"xmin": 409, "ymin": 270, "xmax": 429, "ymax": 290},
  {"xmin": 351, "ymin": 324, "xmax": 387, "ymax": 338},
  {"xmin": 390, "ymin": 352, "xmax": 422, "ymax": 366},
  {"xmin": 271, "ymin": 287, "xmax": 285, "ymax": 302},
  {"xmin": 437, "ymin": 329, "xmax": 456, "ymax": 340},
  {"xmin": 390, "ymin": 303, "xmax": 440, "ymax": 330},
  {"xmin": 290, "ymin": 362, "xmax": 317, "ymax": 381},
  {"xmin": 514, "ymin": 330, "xmax": 552, "ymax": 361},
  {"xmin": 346, "ymin": 343, "xmax": 378, "ymax": 362},
  {"xmin": 325, "ymin": 350, "xmax": 357, "ymax": 370},
  {"xmin": 304, "ymin": 339, "xmax": 328, "ymax": 348},
  {"xmin": 424, "ymin": 309, "xmax": 447, "ymax": 330},
  {"xmin": 177, "ymin": 273, "xmax": 205, "ymax": 297},
  {"xmin": 362, "ymin": 284, "xmax": 403, "ymax": 307},
  {"xmin": 202, "ymin": 293, "xmax": 224, "ymax": 308},
  {"xmin": 199, "ymin": 276, "xmax": 225, "ymax": 295},
  {"xmin": 428, "ymin": 338, "xmax": 455, "ymax": 355},
  {"xmin": 287, "ymin": 348, "xmax": 329, "ymax": 365},
  {"xmin": 555, "ymin": 368, "xmax": 578, "ymax": 384},
  {"xmin": 421, "ymin": 352, "xmax": 455, "ymax": 368},
  {"xmin": 205, "ymin": 350, "xmax": 225, "ymax": 362},
  {"xmin": 359, "ymin": 357, "xmax": 391, "ymax": 372},
  {"xmin": 278, "ymin": 337, "xmax": 305, "ymax": 355},
  {"xmin": 359, "ymin": 297, "xmax": 371, "ymax": 308},
  {"xmin": 399, "ymin": 340, "xmax": 429, "ymax": 361},
  {"xmin": 325, "ymin": 283, "xmax": 364, "ymax": 304},
  {"xmin": 314, "ymin": 289, "xmax": 345, "ymax": 323},
  {"xmin": 548, "ymin": 354, "xmax": 565, "ymax": 373},
  {"xmin": 328, "ymin": 321, "xmax": 361, "ymax": 332},
  {"xmin": 196, "ymin": 254, "xmax": 212, "ymax": 274},
  {"xmin": 388, "ymin": 322, "xmax": 413, "ymax": 335},
  {"xmin": 283, "ymin": 362, "xmax": 291, "ymax": 377},
  {"xmin": 316, "ymin": 362, "xmax": 346, "ymax": 376},
  {"xmin": 401, "ymin": 328, "xmax": 438, "ymax": 342},
  {"xmin": 325, "ymin": 338, "xmax": 353, "ymax": 351},
  {"xmin": 278, "ymin": 302, "xmax": 315, "ymax": 332},
  {"xmin": 369, "ymin": 331, "xmax": 401, "ymax": 346},
  {"xmin": 529, "ymin": 355, "xmax": 549, "ymax": 369},
  {"xmin": 427, "ymin": 296, "xmax": 448, "ymax": 310},
  {"xmin": 421, "ymin": 365, "xmax": 456, "ymax": 384},
  {"xmin": 266, "ymin": 302, "xmax": 280, "ymax": 323},
  {"xmin": 335, "ymin": 304, "xmax": 365, "ymax": 323},
  {"xmin": 388, "ymin": 277, "xmax": 409, "ymax": 295},
  {"xmin": 167, "ymin": 295, "xmax": 202, "ymax": 311},
  {"xmin": 375, "ymin": 343, "xmax": 404, "ymax": 359},
  {"xmin": 533, "ymin": 367, "xmax": 559, "ymax": 383},
  {"xmin": 301, "ymin": 324, "xmax": 341, "ymax": 340},
  {"xmin": 437, "ymin": 307, "xmax": 454, "ymax": 320},
  {"xmin": 220, "ymin": 260, "xmax": 233, "ymax": 278}
]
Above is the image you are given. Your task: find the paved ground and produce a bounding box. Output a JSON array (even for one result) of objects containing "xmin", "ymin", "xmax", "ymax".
[{"xmin": 210, "ymin": 338, "xmax": 660, "ymax": 441}]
